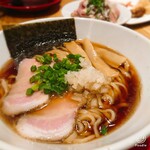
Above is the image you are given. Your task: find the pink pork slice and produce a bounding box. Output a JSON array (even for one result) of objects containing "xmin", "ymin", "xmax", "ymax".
[
  {"xmin": 108, "ymin": 1, "xmax": 120, "ymax": 23},
  {"xmin": 2, "ymin": 58, "xmax": 49, "ymax": 116},
  {"xmin": 16, "ymin": 95, "xmax": 78, "ymax": 141}
]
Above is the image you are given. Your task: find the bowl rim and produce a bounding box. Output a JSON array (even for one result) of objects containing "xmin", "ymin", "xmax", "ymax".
[{"xmin": 0, "ymin": 17, "xmax": 150, "ymax": 150}]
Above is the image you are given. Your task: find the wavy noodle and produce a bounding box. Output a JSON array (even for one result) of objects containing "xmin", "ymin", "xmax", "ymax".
[
  {"xmin": 72, "ymin": 135, "xmax": 96, "ymax": 143},
  {"xmin": 82, "ymin": 121, "xmax": 89, "ymax": 131},
  {"xmin": 118, "ymin": 66, "xmax": 131, "ymax": 78},
  {"xmin": 116, "ymin": 74, "xmax": 127, "ymax": 85},
  {"xmin": 96, "ymin": 94, "xmax": 104, "ymax": 108},
  {"xmin": 99, "ymin": 84, "xmax": 115, "ymax": 104},
  {"xmin": 89, "ymin": 111, "xmax": 102, "ymax": 119},
  {"xmin": 76, "ymin": 121, "xmax": 85, "ymax": 133},
  {"xmin": 113, "ymin": 82, "xmax": 128, "ymax": 96},
  {"xmin": 64, "ymin": 131, "xmax": 78, "ymax": 143},
  {"xmin": 101, "ymin": 93, "xmax": 114, "ymax": 105},
  {"xmin": 100, "ymin": 109, "xmax": 116, "ymax": 122},
  {"xmin": 78, "ymin": 113, "xmax": 96, "ymax": 125},
  {"xmin": 123, "ymin": 60, "xmax": 130, "ymax": 72},
  {"xmin": 89, "ymin": 98, "xmax": 98, "ymax": 108},
  {"xmin": 89, "ymin": 108, "xmax": 102, "ymax": 115},
  {"xmin": 78, "ymin": 109, "xmax": 89, "ymax": 114},
  {"xmin": 110, "ymin": 82, "xmax": 121, "ymax": 97},
  {"xmin": 93, "ymin": 118, "xmax": 102, "ymax": 137}
]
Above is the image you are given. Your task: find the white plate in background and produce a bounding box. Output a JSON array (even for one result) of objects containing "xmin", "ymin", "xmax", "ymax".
[
  {"xmin": 61, "ymin": 1, "xmax": 131, "ymax": 25},
  {"xmin": 126, "ymin": 14, "xmax": 150, "ymax": 25},
  {"xmin": 109, "ymin": 0, "xmax": 150, "ymax": 25}
]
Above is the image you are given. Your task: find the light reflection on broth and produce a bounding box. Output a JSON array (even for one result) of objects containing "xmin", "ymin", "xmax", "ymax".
[{"xmin": 0, "ymin": 39, "xmax": 141, "ymax": 144}]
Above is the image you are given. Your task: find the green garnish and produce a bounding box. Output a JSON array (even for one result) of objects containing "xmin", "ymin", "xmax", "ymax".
[
  {"xmin": 26, "ymin": 53, "xmax": 82, "ymax": 96},
  {"xmin": 35, "ymin": 55, "xmax": 45, "ymax": 63},
  {"xmin": 53, "ymin": 54, "xmax": 58, "ymax": 62},
  {"xmin": 36, "ymin": 54, "xmax": 52, "ymax": 64},
  {"xmin": 89, "ymin": 0, "xmax": 105, "ymax": 13},
  {"xmin": 31, "ymin": 65, "xmax": 37, "ymax": 72},
  {"xmin": 26, "ymin": 88, "xmax": 34, "ymax": 96},
  {"xmin": 100, "ymin": 125, "xmax": 108, "ymax": 135}
]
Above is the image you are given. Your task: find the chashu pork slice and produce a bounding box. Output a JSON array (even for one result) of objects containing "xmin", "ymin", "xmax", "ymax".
[
  {"xmin": 2, "ymin": 58, "xmax": 49, "ymax": 116},
  {"xmin": 16, "ymin": 95, "xmax": 78, "ymax": 141},
  {"xmin": 107, "ymin": 0, "xmax": 120, "ymax": 23}
]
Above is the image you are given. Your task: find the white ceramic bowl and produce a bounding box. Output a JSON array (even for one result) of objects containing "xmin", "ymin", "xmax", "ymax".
[{"xmin": 0, "ymin": 17, "xmax": 150, "ymax": 150}]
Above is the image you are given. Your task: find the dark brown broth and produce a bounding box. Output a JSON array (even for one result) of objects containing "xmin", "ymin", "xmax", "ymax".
[
  {"xmin": 0, "ymin": 59, "xmax": 17, "ymax": 79},
  {"xmin": 109, "ymin": 65, "xmax": 141, "ymax": 133},
  {"xmin": 0, "ymin": 43, "xmax": 141, "ymax": 143}
]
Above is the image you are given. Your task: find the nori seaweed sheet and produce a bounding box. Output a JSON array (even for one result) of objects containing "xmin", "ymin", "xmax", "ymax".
[{"xmin": 3, "ymin": 18, "xmax": 77, "ymax": 64}]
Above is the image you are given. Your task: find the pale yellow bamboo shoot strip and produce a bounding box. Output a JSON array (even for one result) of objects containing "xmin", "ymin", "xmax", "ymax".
[
  {"xmin": 94, "ymin": 46, "xmax": 127, "ymax": 68},
  {"xmin": 82, "ymin": 38, "xmax": 119, "ymax": 77},
  {"xmin": 46, "ymin": 49, "xmax": 69, "ymax": 60},
  {"xmin": 64, "ymin": 41, "xmax": 92, "ymax": 64}
]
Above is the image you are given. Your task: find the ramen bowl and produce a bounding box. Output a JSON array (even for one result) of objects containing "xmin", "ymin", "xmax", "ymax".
[{"xmin": 0, "ymin": 17, "xmax": 150, "ymax": 150}]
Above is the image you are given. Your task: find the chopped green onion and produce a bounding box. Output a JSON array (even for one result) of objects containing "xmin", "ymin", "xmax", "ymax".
[
  {"xmin": 31, "ymin": 84, "xmax": 39, "ymax": 91},
  {"xmin": 89, "ymin": 0, "xmax": 104, "ymax": 13},
  {"xmin": 31, "ymin": 65, "xmax": 37, "ymax": 72},
  {"xmin": 43, "ymin": 54, "xmax": 52, "ymax": 64},
  {"xmin": 35, "ymin": 54, "xmax": 52, "ymax": 64},
  {"xmin": 26, "ymin": 53, "xmax": 82, "ymax": 96},
  {"xmin": 36, "ymin": 55, "xmax": 45, "ymax": 63},
  {"xmin": 100, "ymin": 125, "xmax": 108, "ymax": 135},
  {"xmin": 53, "ymin": 54, "xmax": 58, "ymax": 62},
  {"xmin": 26, "ymin": 88, "xmax": 34, "ymax": 96}
]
